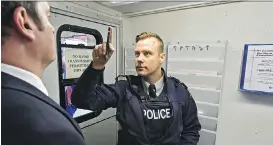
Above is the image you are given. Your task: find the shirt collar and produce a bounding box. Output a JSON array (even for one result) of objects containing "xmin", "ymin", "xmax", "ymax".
[
  {"xmin": 1, "ymin": 63, "xmax": 49, "ymax": 96},
  {"xmin": 142, "ymin": 74, "xmax": 164, "ymax": 95}
]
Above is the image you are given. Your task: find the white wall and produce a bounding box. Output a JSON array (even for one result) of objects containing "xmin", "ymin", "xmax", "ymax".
[{"xmin": 123, "ymin": 2, "xmax": 273, "ymax": 145}]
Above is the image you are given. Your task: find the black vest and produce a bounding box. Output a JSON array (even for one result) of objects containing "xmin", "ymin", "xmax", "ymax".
[
  {"xmin": 138, "ymin": 82, "xmax": 172, "ymax": 142},
  {"xmin": 115, "ymin": 74, "xmax": 197, "ymax": 145}
]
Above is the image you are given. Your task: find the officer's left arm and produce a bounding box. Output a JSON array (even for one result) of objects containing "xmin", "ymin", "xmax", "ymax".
[{"xmin": 180, "ymin": 91, "xmax": 201, "ymax": 145}]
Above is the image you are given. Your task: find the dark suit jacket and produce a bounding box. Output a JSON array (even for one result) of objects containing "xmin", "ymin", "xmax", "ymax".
[{"xmin": 2, "ymin": 72, "xmax": 86, "ymax": 145}]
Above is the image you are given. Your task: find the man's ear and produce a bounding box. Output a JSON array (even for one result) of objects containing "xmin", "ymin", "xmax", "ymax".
[
  {"xmin": 160, "ymin": 53, "xmax": 165, "ymax": 64},
  {"xmin": 13, "ymin": 6, "xmax": 35, "ymax": 41}
]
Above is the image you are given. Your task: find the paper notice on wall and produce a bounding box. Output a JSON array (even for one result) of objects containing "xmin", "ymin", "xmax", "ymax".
[
  {"xmin": 241, "ymin": 44, "xmax": 273, "ymax": 94},
  {"xmin": 64, "ymin": 48, "xmax": 92, "ymax": 79}
]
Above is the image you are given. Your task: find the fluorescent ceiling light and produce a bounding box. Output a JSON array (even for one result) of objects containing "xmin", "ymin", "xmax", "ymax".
[{"xmin": 111, "ymin": 1, "xmax": 136, "ymax": 4}]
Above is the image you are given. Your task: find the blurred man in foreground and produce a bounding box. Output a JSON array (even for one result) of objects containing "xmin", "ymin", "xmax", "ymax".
[{"xmin": 2, "ymin": 1, "xmax": 86, "ymax": 145}]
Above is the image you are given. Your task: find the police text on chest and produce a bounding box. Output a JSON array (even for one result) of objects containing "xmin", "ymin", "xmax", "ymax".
[{"xmin": 143, "ymin": 108, "xmax": 171, "ymax": 120}]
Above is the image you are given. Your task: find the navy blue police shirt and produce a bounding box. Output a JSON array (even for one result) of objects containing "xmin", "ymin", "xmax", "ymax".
[
  {"xmin": 139, "ymin": 77, "xmax": 172, "ymax": 142},
  {"xmin": 71, "ymin": 64, "xmax": 202, "ymax": 145}
]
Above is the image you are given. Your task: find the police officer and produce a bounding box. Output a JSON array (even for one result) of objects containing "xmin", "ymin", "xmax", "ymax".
[{"xmin": 71, "ymin": 32, "xmax": 201, "ymax": 145}]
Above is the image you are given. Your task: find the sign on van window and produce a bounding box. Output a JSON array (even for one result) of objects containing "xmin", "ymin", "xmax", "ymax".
[
  {"xmin": 63, "ymin": 48, "xmax": 92, "ymax": 79},
  {"xmin": 61, "ymin": 35, "xmax": 88, "ymax": 46}
]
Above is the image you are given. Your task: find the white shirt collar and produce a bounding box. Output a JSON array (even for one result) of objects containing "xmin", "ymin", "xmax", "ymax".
[
  {"xmin": 142, "ymin": 75, "xmax": 164, "ymax": 96},
  {"xmin": 1, "ymin": 63, "xmax": 49, "ymax": 96}
]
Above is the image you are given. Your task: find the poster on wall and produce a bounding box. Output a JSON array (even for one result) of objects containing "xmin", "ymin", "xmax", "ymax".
[{"xmin": 240, "ymin": 44, "xmax": 273, "ymax": 94}]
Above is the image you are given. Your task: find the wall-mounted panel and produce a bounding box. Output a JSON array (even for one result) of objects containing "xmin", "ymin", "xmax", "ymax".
[
  {"xmin": 196, "ymin": 102, "xmax": 219, "ymax": 118},
  {"xmin": 198, "ymin": 129, "xmax": 216, "ymax": 145},
  {"xmin": 167, "ymin": 41, "xmax": 226, "ymax": 59},
  {"xmin": 168, "ymin": 71, "xmax": 222, "ymax": 89},
  {"xmin": 189, "ymin": 88, "xmax": 221, "ymax": 104},
  {"xmin": 198, "ymin": 116, "xmax": 218, "ymax": 131},
  {"xmin": 168, "ymin": 58, "xmax": 225, "ymax": 74},
  {"xmin": 167, "ymin": 40, "xmax": 227, "ymax": 145}
]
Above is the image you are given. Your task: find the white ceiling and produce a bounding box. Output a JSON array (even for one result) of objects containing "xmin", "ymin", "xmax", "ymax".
[{"xmin": 98, "ymin": 0, "xmax": 200, "ymax": 14}]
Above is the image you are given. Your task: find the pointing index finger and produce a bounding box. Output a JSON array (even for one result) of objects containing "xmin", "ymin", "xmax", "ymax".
[{"xmin": 109, "ymin": 27, "xmax": 112, "ymax": 44}]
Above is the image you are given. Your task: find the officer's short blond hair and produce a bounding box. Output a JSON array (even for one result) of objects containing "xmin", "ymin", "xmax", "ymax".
[{"xmin": 135, "ymin": 32, "xmax": 164, "ymax": 53}]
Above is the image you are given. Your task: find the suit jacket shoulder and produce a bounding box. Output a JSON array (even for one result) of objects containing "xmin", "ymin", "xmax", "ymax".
[{"xmin": 2, "ymin": 72, "xmax": 86, "ymax": 145}]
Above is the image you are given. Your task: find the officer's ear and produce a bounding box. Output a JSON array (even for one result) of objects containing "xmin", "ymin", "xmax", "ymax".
[{"xmin": 160, "ymin": 53, "xmax": 165, "ymax": 64}]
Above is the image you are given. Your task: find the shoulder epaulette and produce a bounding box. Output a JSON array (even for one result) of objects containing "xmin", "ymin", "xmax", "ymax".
[
  {"xmin": 115, "ymin": 75, "xmax": 138, "ymax": 86},
  {"xmin": 115, "ymin": 75, "xmax": 128, "ymax": 82},
  {"xmin": 169, "ymin": 76, "xmax": 188, "ymax": 90}
]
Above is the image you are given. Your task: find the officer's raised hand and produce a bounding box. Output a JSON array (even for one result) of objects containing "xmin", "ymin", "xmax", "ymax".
[{"xmin": 92, "ymin": 41, "xmax": 115, "ymax": 70}]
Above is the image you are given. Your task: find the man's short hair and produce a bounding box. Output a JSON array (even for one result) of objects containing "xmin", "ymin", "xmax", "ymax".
[
  {"xmin": 135, "ymin": 32, "xmax": 164, "ymax": 53},
  {"xmin": 1, "ymin": 1, "xmax": 43, "ymax": 45}
]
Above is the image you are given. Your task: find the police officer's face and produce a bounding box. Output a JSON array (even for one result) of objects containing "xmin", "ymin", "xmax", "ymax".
[{"xmin": 134, "ymin": 37, "xmax": 165, "ymax": 76}]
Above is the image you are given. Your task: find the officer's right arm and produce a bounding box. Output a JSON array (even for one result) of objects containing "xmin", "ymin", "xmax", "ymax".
[{"xmin": 71, "ymin": 62, "xmax": 126, "ymax": 112}]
